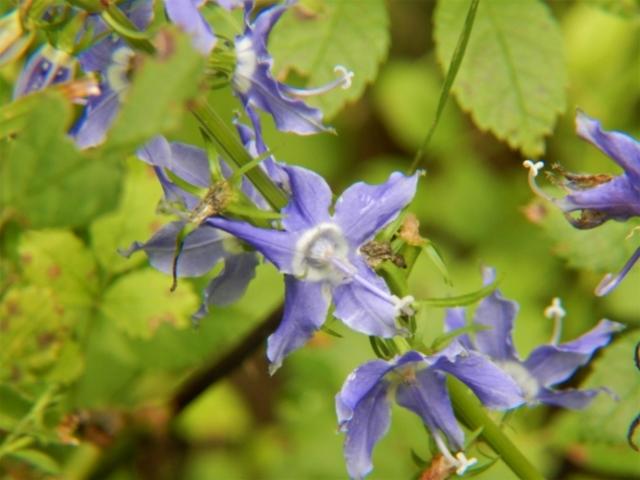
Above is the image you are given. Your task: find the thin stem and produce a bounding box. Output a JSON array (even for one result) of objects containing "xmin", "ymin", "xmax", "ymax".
[
  {"xmin": 448, "ymin": 378, "xmax": 544, "ymax": 480},
  {"xmin": 409, "ymin": 0, "xmax": 480, "ymax": 173},
  {"xmin": 189, "ymin": 100, "xmax": 288, "ymax": 211}
]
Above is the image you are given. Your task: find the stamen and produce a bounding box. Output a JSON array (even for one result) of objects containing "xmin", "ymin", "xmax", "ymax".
[
  {"xmin": 523, "ymin": 160, "xmax": 556, "ymax": 203},
  {"xmin": 595, "ymin": 247, "xmax": 640, "ymax": 296},
  {"xmin": 432, "ymin": 433, "xmax": 477, "ymax": 476},
  {"xmin": 392, "ymin": 294, "xmax": 415, "ymax": 316},
  {"xmin": 283, "ymin": 65, "xmax": 355, "ymax": 97},
  {"xmin": 544, "ymin": 297, "xmax": 565, "ymax": 345}
]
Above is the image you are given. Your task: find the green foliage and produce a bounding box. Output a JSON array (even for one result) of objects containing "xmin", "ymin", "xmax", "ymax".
[
  {"xmin": 0, "ymin": 93, "xmax": 123, "ymax": 228},
  {"xmin": 269, "ymin": 0, "xmax": 389, "ymax": 118},
  {"xmin": 105, "ymin": 29, "xmax": 206, "ymax": 152},
  {"xmin": 434, "ymin": 0, "xmax": 567, "ymax": 157}
]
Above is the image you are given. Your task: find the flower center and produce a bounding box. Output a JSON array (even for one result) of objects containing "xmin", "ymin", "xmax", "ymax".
[
  {"xmin": 496, "ymin": 360, "xmax": 540, "ymax": 402},
  {"xmin": 292, "ymin": 223, "xmax": 351, "ymax": 282},
  {"xmin": 233, "ymin": 36, "xmax": 256, "ymax": 94}
]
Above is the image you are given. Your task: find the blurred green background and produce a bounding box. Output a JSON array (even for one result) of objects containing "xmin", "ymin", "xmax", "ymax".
[{"xmin": 1, "ymin": 1, "xmax": 639, "ymax": 479}]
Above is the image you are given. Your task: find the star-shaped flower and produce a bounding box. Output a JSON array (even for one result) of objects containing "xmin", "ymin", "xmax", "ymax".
[
  {"xmin": 208, "ymin": 166, "xmax": 420, "ymax": 371},
  {"xmin": 336, "ymin": 346, "xmax": 523, "ymax": 479},
  {"xmin": 445, "ymin": 268, "xmax": 624, "ymax": 409}
]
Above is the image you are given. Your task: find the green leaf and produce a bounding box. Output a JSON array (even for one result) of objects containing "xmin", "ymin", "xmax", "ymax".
[
  {"xmin": 99, "ymin": 269, "xmax": 198, "ymax": 338},
  {"xmin": 418, "ymin": 279, "xmax": 498, "ymax": 308},
  {"xmin": 104, "ymin": 28, "xmax": 206, "ymax": 152},
  {"xmin": 8, "ymin": 448, "xmax": 61, "ymax": 475},
  {"xmin": 269, "ymin": 0, "xmax": 390, "ymax": 118},
  {"xmin": 0, "ymin": 93, "xmax": 123, "ymax": 228},
  {"xmin": 434, "ymin": 0, "xmax": 567, "ymax": 156},
  {"xmin": 19, "ymin": 230, "xmax": 99, "ymax": 313},
  {"xmin": 90, "ymin": 158, "xmax": 164, "ymax": 274}
]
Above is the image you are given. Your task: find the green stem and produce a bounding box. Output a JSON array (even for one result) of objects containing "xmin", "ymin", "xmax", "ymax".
[
  {"xmin": 409, "ymin": 0, "xmax": 479, "ymax": 172},
  {"xmin": 189, "ymin": 101, "xmax": 288, "ymax": 211},
  {"xmin": 448, "ymin": 378, "xmax": 544, "ymax": 480},
  {"xmin": 101, "ymin": 3, "xmax": 155, "ymax": 54}
]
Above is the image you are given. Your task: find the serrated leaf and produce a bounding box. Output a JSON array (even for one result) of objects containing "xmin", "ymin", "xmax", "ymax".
[
  {"xmin": 90, "ymin": 159, "xmax": 164, "ymax": 274},
  {"xmin": 0, "ymin": 93, "xmax": 123, "ymax": 228},
  {"xmin": 100, "ymin": 269, "xmax": 198, "ymax": 338},
  {"xmin": 434, "ymin": 0, "xmax": 567, "ymax": 156},
  {"xmin": 19, "ymin": 230, "xmax": 99, "ymax": 312},
  {"xmin": 104, "ymin": 29, "xmax": 205, "ymax": 152},
  {"xmin": 270, "ymin": 0, "xmax": 389, "ymax": 118}
]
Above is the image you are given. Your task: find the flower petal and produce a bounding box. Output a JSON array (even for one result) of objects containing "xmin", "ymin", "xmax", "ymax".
[
  {"xmin": 72, "ymin": 87, "xmax": 120, "ymax": 149},
  {"xmin": 472, "ymin": 289, "xmax": 519, "ymax": 362},
  {"xmin": 523, "ymin": 319, "xmax": 624, "ymax": 387},
  {"xmin": 443, "ymin": 307, "xmax": 473, "ymax": 350},
  {"xmin": 535, "ymin": 387, "xmax": 602, "ymax": 409},
  {"xmin": 596, "ymin": 247, "xmax": 640, "ymax": 296},
  {"xmin": 333, "ymin": 172, "xmax": 420, "ymax": 246},
  {"xmin": 332, "ymin": 256, "xmax": 400, "ymax": 337},
  {"xmin": 267, "ymin": 276, "xmax": 329, "ymax": 372},
  {"xmin": 342, "ymin": 380, "xmax": 391, "ymax": 480},
  {"xmin": 396, "ymin": 368, "xmax": 464, "ymax": 450},
  {"xmin": 192, "ymin": 252, "xmax": 259, "ymax": 320},
  {"xmin": 576, "ymin": 111, "xmax": 640, "ymax": 186},
  {"xmin": 164, "ymin": 0, "xmax": 216, "ymax": 54},
  {"xmin": 206, "ymin": 217, "xmax": 297, "ymax": 273},
  {"xmin": 14, "ymin": 46, "xmax": 74, "ymax": 98},
  {"xmin": 281, "ymin": 165, "xmax": 332, "ymax": 231},
  {"xmin": 120, "ymin": 221, "xmax": 228, "ymax": 277},
  {"xmin": 152, "ymin": 166, "xmax": 201, "ymax": 210},
  {"xmin": 432, "ymin": 351, "xmax": 524, "ymax": 409}
]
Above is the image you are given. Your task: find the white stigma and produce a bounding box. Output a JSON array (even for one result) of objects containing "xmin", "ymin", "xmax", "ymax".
[
  {"xmin": 454, "ymin": 452, "xmax": 478, "ymax": 476},
  {"xmin": 523, "ymin": 159, "xmax": 556, "ymax": 203},
  {"xmin": 334, "ymin": 65, "xmax": 354, "ymax": 89},
  {"xmin": 544, "ymin": 297, "xmax": 565, "ymax": 345},
  {"xmin": 523, "ymin": 160, "xmax": 544, "ymax": 177},
  {"xmin": 433, "ymin": 433, "xmax": 477, "ymax": 476},
  {"xmin": 233, "ymin": 36, "xmax": 257, "ymax": 94},
  {"xmin": 284, "ymin": 65, "xmax": 355, "ymax": 98},
  {"xmin": 392, "ymin": 294, "xmax": 415, "ymax": 316}
]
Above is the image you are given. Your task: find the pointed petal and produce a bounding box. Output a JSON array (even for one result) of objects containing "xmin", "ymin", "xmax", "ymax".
[
  {"xmin": 193, "ymin": 252, "xmax": 258, "ymax": 319},
  {"xmin": 333, "ymin": 172, "xmax": 420, "ymax": 246},
  {"xmin": 432, "ymin": 352, "xmax": 524, "ymax": 409},
  {"xmin": 332, "ymin": 256, "xmax": 400, "ymax": 337},
  {"xmin": 164, "ymin": 0, "xmax": 216, "ymax": 54},
  {"xmin": 536, "ymin": 387, "xmax": 602, "ymax": 409},
  {"xmin": 248, "ymin": 3, "xmax": 288, "ymax": 55},
  {"xmin": 120, "ymin": 222, "xmax": 228, "ymax": 277},
  {"xmin": 396, "ymin": 368, "xmax": 464, "ymax": 450},
  {"xmin": 342, "ymin": 380, "xmax": 391, "ymax": 480},
  {"xmin": 281, "ymin": 165, "xmax": 332, "ymax": 231},
  {"xmin": 596, "ymin": 247, "xmax": 640, "ymax": 296},
  {"xmin": 576, "ymin": 111, "xmax": 640, "ymax": 185},
  {"xmin": 14, "ymin": 46, "xmax": 74, "ymax": 98},
  {"xmin": 336, "ymin": 359, "xmax": 397, "ymax": 426},
  {"xmin": 524, "ymin": 319, "xmax": 624, "ymax": 387},
  {"xmin": 267, "ymin": 276, "xmax": 329, "ymax": 372},
  {"xmin": 472, "ymin": 289, "xmax": 519, "ymax": 362},
  {"xmin": 73, "ymin": 88, "xmax": 120, "ymax": 149},
  {"xmin": 206, "ymin": 217, "xmax": 296, "ymax": 273}
]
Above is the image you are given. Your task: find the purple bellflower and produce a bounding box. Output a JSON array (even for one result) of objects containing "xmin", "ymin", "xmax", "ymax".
[
  {"xmin": 445, "ymin": 269, "xmax": 624, "ymax": 409},
  {"xmin": 71, "ymin": 0, "xmax": 153, "ymax": 148},
  {"xmin": 525, "ymin": 112, "xmax": 640, "ymax": 295},
  {"xmin": 336, "ymin": 345, "xmax": 523, "ymax": 479},
  {"xmin": 232, "ymin": 1, "xmax": 354, "ymax": 135},
  {"xmin": 163, "ymin": 0, "xmax": 243, "ymax": 55},
  {"xmin": 13, "ymin": 44, "xmax": 76, "ymax": 98},
  {"xmin": 121, "ymin": 135, "xmax": 258, "ymax": 320},
  {"xmin": 207, "ymin": 166, "xmax": 420, "ymax": 372}
]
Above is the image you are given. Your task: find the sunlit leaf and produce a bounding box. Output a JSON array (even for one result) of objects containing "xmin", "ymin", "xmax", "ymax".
[
  {"xmin": 434, "ymin": 0, "xmax": 567, "ymax": 156},
  {"xmin": 270, "ymin": 0, "xmax": 390, "ymax": 118}
]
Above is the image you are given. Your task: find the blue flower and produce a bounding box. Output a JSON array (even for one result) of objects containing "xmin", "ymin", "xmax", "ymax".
[
  {"xmin": 121, "ymin": 135, "xmax": 258, "ymax": 320},
  {"xmin": 71, "ymin": 0, "xmax": 153, "ymax": 148},
  {"xmin": 13, "ymin": 44, "xmax": 76, "ymax": 98},
  {"xmin": 445, "ymin": 268, "xmax": 624, "ymax": 409},
  {"xmin": 232, "ymin": 1, "xmax": 353, "ymax": 135},
  {"xmin": 336, "ymin": 346, "xmax": 523, "ymax": 479},
  {"xmin": 207, "ymin": 166, "xmax": 420, "ymax": 371},
  {"xmin": 525, "ymin": 112, "xmax": 640, "ymax": 295}
]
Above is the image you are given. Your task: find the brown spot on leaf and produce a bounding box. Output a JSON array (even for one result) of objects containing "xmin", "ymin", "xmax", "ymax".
[
  {"xmin": 20, "ymin": 253, "xmax": 32, "ymax": 264},
  {"xmin": 5, "ymin": 299, "xmax": 20, "ymax": 317},
  {"xmin": 521, "ymin": 200, "xmax": 547, "ymax": 224},
  {"xmin": 48, "ymin": 264, "xmax": 62, "ymax": 279},
  {"xmin": 154, "ymin": 30, "xmax": 175, "ymax": 61},
  {"xmin": 37, "ymin": 331, "xmax": 57, "ymax": 348}
]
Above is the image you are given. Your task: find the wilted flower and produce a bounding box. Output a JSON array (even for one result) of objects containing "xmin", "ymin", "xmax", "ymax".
[
  {"xmin": 525, "ymin": 112, "xmax": 640, "ymax": 295},
  {"xmin": 445, "ymin": 268, "xmax": 624, "ymax": 409},
  {"xmin": 336, "ymin": 346, "xmax": 523, "ymax": 479},
  {"xmin": 208, "ymin": 166, "xmax": 419, "ymax": 371}
]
